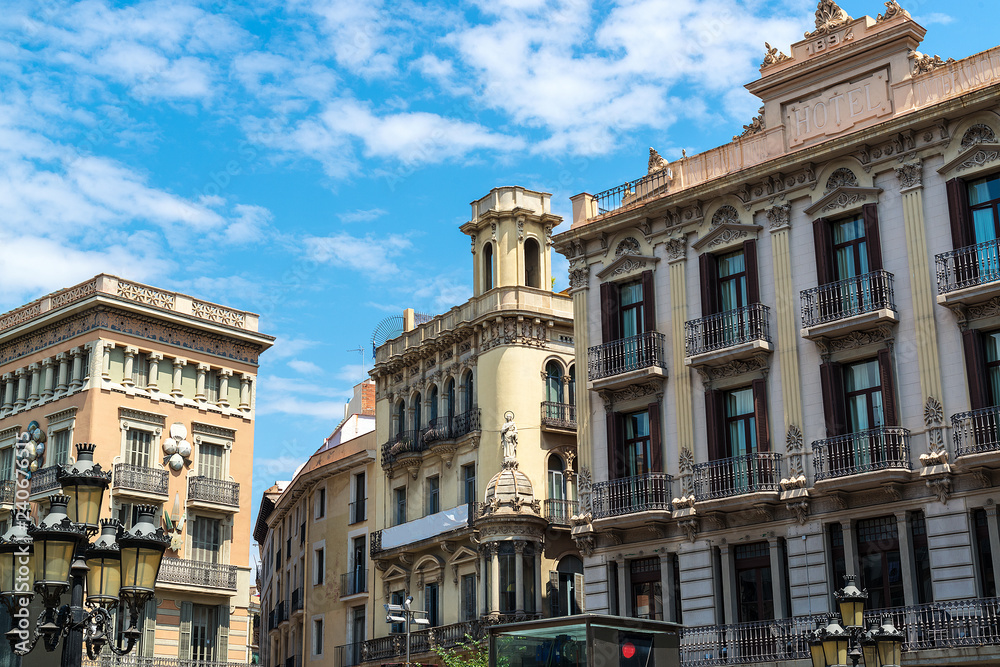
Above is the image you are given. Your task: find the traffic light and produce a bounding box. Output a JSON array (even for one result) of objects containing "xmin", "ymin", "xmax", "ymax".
[{"xmin": 619, "ymin": 632, "xmax": 652, "ymax": 667}]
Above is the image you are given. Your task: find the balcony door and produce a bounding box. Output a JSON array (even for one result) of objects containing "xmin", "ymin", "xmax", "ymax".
[
  {"xmin": 970, "ymin": 174, "xmax": 1000, "ymax": 277},
  {"xmin": 607, "ymin": 404, "xmax": 663, "ymax": 512},
  {"xmin": 191, "ymin": 516, "xmax": 222, "ymax": 564},
  {"xmin": 856, "ymin": 516, "xmax": 904, "ymax": 610},
  {"xmin": 191, "ymin": 604, "xmax": 219, "ymax": 662},
  {"xmin": 600, "ymin": 271, "xmax": 656, "ymax": 343},
  {"xmin": 629, "ymin": 557, "xmax": 662, "ymax": 620},
  {"xmin": 200, "ymin": 443, "xmax": 224, "ymax": 480},
  {"xmin": 734, "ymin": 542, "xmax": 773, "ymax": 623},
  {"xmin": 351, "ymin": 536, "xmax": 366, "ymax": 593}
]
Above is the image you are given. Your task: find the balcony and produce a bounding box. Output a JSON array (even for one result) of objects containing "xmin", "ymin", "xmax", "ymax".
[
  {"xmin": 800, "ymin": 270, "xmax": 898, "ymax": 339},
  {"xmin": 291, "ymin": 588, "xmax": 303, "ymax": 615},
  {"xmin": 187, "ymin": 476, "xmax": 240, "ymax": 509},
  {"xmin": 340, "ymin": 568, "xmax": 368, "ymax": 597},
  {"xmin": 349, "ymin": 498, "xmax": 367, "ymax": 524},
  {"xmin": 592, "ymin": 473, "xmax": 672, "ymax": 524},
  {"xmin": 685, "ymin": 304, "xmax": 772, "ymax": 367},
  {"xmin": 541, "ymin": 402, "xmax": 576, "ymax": 430},
  {"xmin": 544, "ymin": 499, "xmax": 579, "ymax": 526},
  {"xmin": 423, "ymin": 408, "xmax": 482, "ymax": 445},
  {"xmin": 157, "ymin": 557, "xmax": 237, "ymax": 592},
  {"xmin": 0, "ymin": 479, "xmax": 14, "ymax": 505},
  {"xmin": 692, "ymin": 453, "xmax": 782, "ymax": 507},
  {"xmin": 29, "ymin": 465, "xmax": 60, "ymax": 496},
  {"xmin": 373, "ymin": 504, "xmax": 471, "ymax": 556},
  {"xmin": 268, "ymin": 610, "xmax": 276, "ymax": 632},
  {"xmin": 112, "ymin": 463, "xmax": 168, "ymax": 498},
  {"xmin": 953, "ymin": 405, "xmax": 1000, "ymax": 466},
  {"xmin": 381, "ymin": 429, "xmax": 428, "ymax": 469},
  {"xmin": 355, "ymin": 619, "xmax": 489, "ymax": 665},
  {"xmin": 277, "ymin": 600, "xmax": 288, "ymax": 624},
  {"xmin": 587, "ymin": 331, "xmax": 668, "ymax": 390},
  {"xmin": 812, "ymin": 427, "xmax": 912, "ymax": 490},
  {"xmin": 936, "ymin": 239, "xmax": 1000, "ymax": 306},
  {"xmin": 680, "ymin": 614, "xmax": 825, "ymax": 666},
  {"xmin": 335, "ymin": 642, "xmax": 365, "ymax": 667}
]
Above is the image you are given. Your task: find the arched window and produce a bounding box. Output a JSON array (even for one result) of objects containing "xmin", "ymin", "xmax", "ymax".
[
  {"xmin": 483, "ymin": 243, "xmax": 494, "ymax": 291},
  {"xmin": 548, "ymin": 455, "xmax": 566, "ymax": 502},
  {"xmin": 567, "ymin": 364, "xmax": 576, "ymax": 406},
  {"xmin": 553, "ymin": 556, "xmax": 584, "ymax": 617},
  {"xmin": 464, "ymin": 371, "xmax": 475, "ymax": 412},
  {"xmin": 429, "ymin": 386, "xmax": 439, "ymax": 426},
  {"xmin": 395, "ymin": 401, "xmax": 405, "ymax": 437},
  {"xmin": 525, "ymin": 238, "xmax": 541, "ymax": 288},
  {"xmin": 412, "ymin": 393, "xmax": 422, "ymax": 432},
  {"xmin": 545, "ymin": 361, "xmax": 563, "ymax": 404},
  {"xmin": 446, "ymin": 378, "xmax": 456, "ymax": 422}
]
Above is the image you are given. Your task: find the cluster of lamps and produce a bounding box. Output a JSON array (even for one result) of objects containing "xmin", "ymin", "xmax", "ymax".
[
  {"xmin": 0, "ymin": 443, "xmax": 169, "ymax": 661},
  {"xmin": 809, "ymin": 575, "xmax": 905, "ymax": 667}
]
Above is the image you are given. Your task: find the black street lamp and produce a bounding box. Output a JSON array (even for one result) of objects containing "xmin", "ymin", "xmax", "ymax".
[
  {"xmin": 0, "ymin": 442, "xmax": 170, "ymax": 665},
  {"xmin": 808, "ymin": 575, "xmax": 905, "ymax": 667}
]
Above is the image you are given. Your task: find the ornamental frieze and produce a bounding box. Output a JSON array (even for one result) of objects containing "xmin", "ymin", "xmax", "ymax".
[{"xmin": 480, "ymin": 317, "xmax": 547, "ymax": 351}]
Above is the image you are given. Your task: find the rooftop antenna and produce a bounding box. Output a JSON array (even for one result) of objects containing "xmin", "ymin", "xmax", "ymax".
[{"xmin": 347, "ymin": 346, "xmax": 365, "ymax": 371}]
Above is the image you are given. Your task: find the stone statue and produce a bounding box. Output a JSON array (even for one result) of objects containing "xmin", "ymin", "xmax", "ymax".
[
  {"xmin": 647, "ymin": 147, "xmax": 670, "ymax": 174},
  {"xmin": 500, "ymin": 411, "xmax": 518, "ymax": 461}
]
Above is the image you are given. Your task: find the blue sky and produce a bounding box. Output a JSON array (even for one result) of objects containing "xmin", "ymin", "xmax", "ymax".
[{"xmin": 0, "ymin": 0, "xmax": 996, "ymax": 547}]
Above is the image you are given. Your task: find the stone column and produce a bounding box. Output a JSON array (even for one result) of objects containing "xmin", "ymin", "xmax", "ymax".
[
  {"xmin": 122, "ymin": 346, "xmax": 137, "ymax": 387},
  {"xmin": 666, "ymin": 239, "xmax": 695, "ymax": 488},
  {"xmin": 896, "ymin": 511, "xmax": 917, "ymax": 607},
  {"xmin": 568, "ymin": 263, "xmax": 591, "ymax": 483},
  {"xmin": 172, "ymin": 358, "xmax": 187, "ymax": 399},
  {"xmin": 69, "ymin": 347, "xmax": 83, "ymax": 389},
  {"xmin": 14, "ymin": 369, "xmax": 27, "ymax": 408},
  {"xmin": 840, "ymin": 519, "xmax": 858, "ymax": 579},
  {"xmin": 769, "ymin": 537, "xmax": 789, "ymax": 619},
  {"xmin": 240, "ymin": 374, "xmax": 252, "ymax": 410},
  {"xmin": 100, "ymin": 342, "xmax": 113, "ymax": 381},
  {"xmin": 719, "ymin": 544, "xmax": 736, "ymax": 625},
  {"xmin": 1, "ymin": 374, "xmax": 12, "ymax": 412},
  {"xmin": 27, "ymin": 363, "xmax": 40, "ymax": 403},
  {"xmin": 659, "ymin": 553, "xmax": 675, "ymax": 622},
  {"xmin": 55, "ymin": 353, "xmax": 69, "ymax": 393},
  {"xmin": 616, "ymin": 557, "xmax": 628, "ymax": 617},
  {"xmin": 218, "ymin": 369, "xmax": 232, "ymax": 406},
  {"xmin": 987, "ymin": 505, "xmax": 1000, "ymax": 595},
  {"xmin": 767, "ymin": 205, "xmax": 804, "ymax": 437},
  {"xmin": 514, "ymin": 542, "xmax": 525, "ymax": 613},
  {"xmin": 480, "ymin": 549, "xmax": 489, "ymax": 616},
  {"xmin": 147, "ymin": 353, "xmax": 162, "ymax": 391},
  {"xmin": 195, "ymin": 363, "xmax": 209, "ymax": 401},
  {"xmin": 489, "ymin": 543, "xmax": 500, "ymax": 614},
  {"xmin": 40, "ymin": 358, "xmax": 54, "ymax": 400},
  {"xmin": 533, "ymin": 546, "xmax": 543, "ymax": 614}
]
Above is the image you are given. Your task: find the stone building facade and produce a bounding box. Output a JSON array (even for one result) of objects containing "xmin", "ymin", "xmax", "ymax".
[{"xmin": 554, "ymin": 2, "xmax": 1000, "ymax": 664}]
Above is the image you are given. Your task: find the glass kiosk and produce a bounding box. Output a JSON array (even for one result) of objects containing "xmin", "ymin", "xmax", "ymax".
[{"xmin": 488, "ymin": 614, "xmax": 680, "ymax": 667}]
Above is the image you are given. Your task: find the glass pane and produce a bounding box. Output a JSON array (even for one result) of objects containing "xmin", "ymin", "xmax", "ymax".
[
  {"xmin": 624, "ymin": 412, "xmax": 649, "ymax": 440},
  {"xmin": 973, "ymin": 207, "xmax": 999, "ymax": 244},
  {"xmin": 833, "ymin": 217, "xmax": 865, "ymax": 244},
  {"xmin": 845, "ymin": 360, "xmax": 880, "ymax": 392},
  {"xmin": 620, "ymin": 282, "xmax": 643, "ymax": 307},
  {"xmin": 969, "ymin": 174, "xmax": 1000, "ymax": 206},
  {"xmin": 726, "ymin": 388, "xmax": 754, "ymax": 417},
  {"xmin": 718, "ymin": 251, "xmax": 745, "ymax": 277}
]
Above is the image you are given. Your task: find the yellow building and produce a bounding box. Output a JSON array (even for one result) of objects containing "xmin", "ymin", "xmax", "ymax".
[
  {"xmin": 358, "ymin": 187, "xmax": 581, "ymax": 666},
  {"xmin": 0, "ymin": 274, "xmax": 273, "ymax": 666},
  {"xmin": 254, "ymin": 381, "xmax": 376, "ymax": 667}
]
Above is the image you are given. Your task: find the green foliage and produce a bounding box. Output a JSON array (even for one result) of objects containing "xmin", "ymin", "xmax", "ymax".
[{"xmin": 433, "ymin": 634, "xmax": 491, "ymax": 667}]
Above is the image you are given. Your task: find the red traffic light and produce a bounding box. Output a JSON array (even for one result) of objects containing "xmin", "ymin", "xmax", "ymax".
[{"xmin": 621, "ymin": 640, "xmax": 636, "ymax": 659}]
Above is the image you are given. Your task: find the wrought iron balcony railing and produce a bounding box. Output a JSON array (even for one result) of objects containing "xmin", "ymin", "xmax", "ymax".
[
  {"xmin": 113, "ymin": 463, "xmax": 168, "ymax": 496},
  {"xmin": 291, "ymin": 588, "xmax": 302, "ymax": 612},
  {"xmin": 381, "ymin": 429, "xmax": 428, "ymax": 466},
  {"xmin": 871, "ymin": 597, "xmax": 1000, "ymax": 650},
  {"xmin": 157, "ymin": 557, "xmax": 237, "ymax": 590},
  {"xmin": 81, "ymin": 658, "xmax": 254, "ymax": 667},
  {"xmin": 679, "ymin": 614, "xmax": 829, "ymax": 666},
  {"xmin": 335, "ymin": 641, "xmax": 365, "ymax": 667},
  {"xmin": 541, "ymin": 401, "xmax": 577, "ymax": 429},
  {"xmin": 349, "ymin": 498, "xmax": 367, "ymax": 524},
  {"xmin": 936, "ymin": 239, "xmax": 1000, "ymax": 294},
  {"xmin": 340, "ymin": 568, "xmax": 368, "ymax": 596},
  {"xmin": 187, "ymin": 476, "xmax": 240, "ymax": 507},
  {"xmin": 588, "ymin": 331, "xmax": 668, "ymax": 381},
  {"xmin": 685, "ymin": 303, "xmax": 770, "ymax": 357},
  {"xmin": 268, "ymin": 610, "xmax": 276, "ymax": 631},
  {"xmin": 693, "ymin": 453, "xmax": 782, "ymax": 500},
  {"xmin": 29, "ymin": 465, "xmax": 60, "ymax": 495},
  {"xmin": 277, "ymin": 600, "xmax": 288, "ymax": 622},
  {"xmin": 357, "ymin": 618, "xmax": 491, "ymax": 664},
  {"xmin": 0, "ymin": 479, "xmax": 14, "ymax": 504},
  {"xmin": 592, "ymin": 473, "xmax": 673, "ymax": 519},
  {"xmin": 953, "ymin": 405, "xmax": 1000, "ymax": 457},
  {"xmin": 812, "ymin": 427, "xmax": 911, "ymax": 481},
  {"xmin": 594, "ymin": 167, "xmax": 674, "ymax": 217},
  {"xmin": 800, "ymin": 269, "xmax": 896, "ymax": 328},
  {"xmin": 424, "ymin": 408, "xmax": 482, "ymax": 444},
  {"xmin": 544, "ymin": 499, "xmax": 578, "ymax": 525}
]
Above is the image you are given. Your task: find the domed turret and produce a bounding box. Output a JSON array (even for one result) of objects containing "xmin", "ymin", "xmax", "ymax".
[{"xmin": 483, "ymin": 466, "xmax": 536, "ymax": 514}]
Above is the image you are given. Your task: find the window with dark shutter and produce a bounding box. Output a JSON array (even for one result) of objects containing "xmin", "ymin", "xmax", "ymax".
[
  {"xmin": 862, "ymin": 204, "xmax": 883, "ymax": 271},
  {"xmin": 947, "ymin": 177, "xmax": 974, "ymax": 249},
  {"xmin": 964, "ymin": 329, "xmax": 989, "ymax": 410},
  {"xmin": 705, "ymin": 389, "xmax": 725, "ymax": 461},
  {"xmin": 877, "ymin": 348, "xmax": 898, "ymax": 427},
  {"xmin": 813, "ymin": 218, "xmax": 835, "ymax": 286},
  {"xmin": 648, "ymin": 402, "xmax": 662, "ymax": 472},
  {"xmin": 819, "ymin": 361, "xmax": 847, "ymax": 437},
  {"xmin": 600, "ymin": 282, "xmax": 621, "ymax": 343},
  {"xmin": 744, "ymin": 240, "xmax": 761, "ymax": 304},
  {"xmin": 752, "ymin": 378, "xmax": 770, "ymax": 452}
]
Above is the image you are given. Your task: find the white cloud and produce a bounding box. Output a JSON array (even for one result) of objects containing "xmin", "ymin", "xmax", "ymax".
[
  {"xmin": 338, "ymin": 208, "xmax": 386, "ymax": 224},
  {"xmin": 288, "ymin": 359, "xmax": 324, "ymax": 375},
  {"xmin": 303, "ymin": 231, "xmax": 411, "ymax": 276},
  {"xmin": 914, "ymin": 13, "xmax": 954, "ymax": 26}
]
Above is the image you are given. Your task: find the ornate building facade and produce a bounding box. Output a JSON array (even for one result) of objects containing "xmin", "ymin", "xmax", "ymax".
[
  {"xmin": 0, "ymin": 274, "xmax": 273, "ymax": 666},
  {"xmin": 555, "ymin": 2, "xmax": 1000, "ymax": 664}
]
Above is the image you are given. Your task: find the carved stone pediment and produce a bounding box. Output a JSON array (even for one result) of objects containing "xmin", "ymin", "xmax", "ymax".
[
  {"xmin": 596, "ymin": 253, "xmax": 659, "ymax": 280},
  {"xmin": 805, "ymin": 186, "xmax": 882, "ymax": 216},
  {"xmin": 691, "ymin": 223, "xmax": 762, "ymax": 253},
  {"xmin": 381, "ymin": 564, "xmax": 410, "ymax": 581},
  {"xmin": 938, "ymin": 143, "xmax": 1000, "ymax": 175}
]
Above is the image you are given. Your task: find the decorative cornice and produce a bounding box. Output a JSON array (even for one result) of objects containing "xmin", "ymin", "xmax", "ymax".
[
  {"xmin": 691, "ymin": 223, "xmax": 762, "ymax": 252},
  {"xmin": 595, "ymin": 253, "xmax": 659, "ymax": 280},
  {"xmin": 804, "ymin": 186, "xmax": 882, "ymax": 216},
  {"xmin": 191, "ymin": 421, "xmax": 237, "ymax": 439},
  {"xmin": 876, "ymin": 1, "xmax": 909, "ymax": 23},
  {"xmin": 45, "ymin": 407, "xmax": 79, "ymax": 425},
  {"xmin": 119, "ymin": 408, "xmax": 166, "ymax": 426},
  {"xmin": 938, "ymin": 143, "xmax": 1000, "ymax": 175},
  {"xmin": 910, "ymin": 50, "xmax": 955, "ymax": 75}
]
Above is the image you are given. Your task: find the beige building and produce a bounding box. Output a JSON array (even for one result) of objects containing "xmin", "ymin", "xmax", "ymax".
[
  {"xmin": 255, "ymin": 381, "xmax": 376, "ymax": 667},
  {"xmin": 355, "ymin": 187, "xmax": 581, "ymax": 666},
  {"xmin": 0, "ymin": 274, "xmax": 273, "ymax": 666},
  {"xmin": 554, "ymin": 1, "xmax": 1000, "ymax": 665}
]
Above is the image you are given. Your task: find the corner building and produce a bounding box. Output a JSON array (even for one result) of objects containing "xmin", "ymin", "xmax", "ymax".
[
  {"xmin": 555, "ymin": 2, "xmax": 1000, "ymax": 665},
  {"xmin": 360, "ymin": 187, "xmax": 581, "ymax": 666},
  {"xmin": 0, "ymin": 274, "xmax": 273, "ymax": 666}
]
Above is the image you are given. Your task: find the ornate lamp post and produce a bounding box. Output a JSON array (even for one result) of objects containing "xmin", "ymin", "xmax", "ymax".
[
  {"xmin": 808, "ymin": 575, "xmax": 905, "ymax": 667},
  {"xmin": 0, "ymin": 442, "xmax": 169, "ymax": 665}
]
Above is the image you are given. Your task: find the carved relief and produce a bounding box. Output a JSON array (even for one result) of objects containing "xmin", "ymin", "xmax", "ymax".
[
  {"xmin": 805, "ymin": 0, "xmax": 853, "ymax": 38},
  {"xmin": 824, "ymin": 168, "xmax": 859, "ymax": 193},
  {"xmin": 910, "ymin": 51, "xmax": 955, "ymax": 75},
  {"xmin": 569, "ymin": 268, "xmax": 589, "ymax": 289},
  {"xmin": 826, "ymin": 325, "xmax": 894, "ymax": 353},
  {"xmin": 599, "ymin": 381, "xmax": 662, "ymax": 407},
  {"xmin": 611, "ymin": 259, "xmax": 647, "ymax": 277},
  {"xmin": 876, "ymin": 0, "xmax": 909, "ymax": 22},
  {"xmin": 735, "ymin": 107, "xmax": 766, "ymax": 141},
  {"xmin": 704, "ymin": 354, "xmax": 769, "ymax": 381},
  {"xmin": 761, "ymin": 44, "xmax": 788, "ymax": 69},
  {"xmin": 767, "ymin": 204, "xmax": 791, "ymax": 231},
  {"xmin": 894, "ymin": 162, "xmax": 922, "ymax": 189},
  {"xmin": 665, "ymin": 238, "xmax": 687, "ymax": 262},
  {"xmin": 648, "ymin": 148, "xmax": 670, "ymax": 175},
  {"xmin": 962, "ymin": 124, "xmax": 998, "ymax": 148},
  {"xmin": 958, "ymin": 149, "xmax": 1000, "ymax": 173},
  {"xmin": 615, "ymin": 237, "xmax": 642, "ymax": 257},
  {"xmin": 710, "ymin": 205, "xmax": 741, "ymax": 229},
  {"xmin": 708, "ymin": 228, "xmax": 748, "ymax": 249}
]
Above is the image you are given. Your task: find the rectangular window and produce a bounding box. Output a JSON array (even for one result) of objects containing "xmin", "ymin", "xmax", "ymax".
[
  {"xmin": 427, "ymin": 476, "xmax": 440, "ymax": 515},
  {"xmin": 828, "ymin": 523, "xmax": 847, "ymax": 593},
  {"xmin": 351, "ymin": 536, "xmax": 366, "ymax": 592},
  {"xmin": 622, "ymin": 410, "xmax": 651, "ymax": 477},
  {"xmin": 206, "ymin": 371, "xmax": 220, "ymax": 403},
  {"xmin": 315, "ymin": 486, "xmax": 326, "ymax": 520},
  {"xmin": 51, "ymin": 429, "xmax": 72, "ymax": 466},
  {"xmin": 725, "ymin": 387, "xmax": 757, "ymax": 457},
  {"xmin": 619, "ymin": 281, "xmax": 645, "ymax": 339},
  {"xmin": 394, "ymin": 487, "xmax": 407, "ymax": 526},
  {"xmin": 734, "ymin": 542, "xmax": 773, "ymax": 623},
  {"xmin": 199, "ymin": 443, "xmax": 224, "ymax": 480},
  {"xmin": 975, "ymin": 508, "xmax": 997, "ymax": 597},
  {"xmin": 718, "ymin": 249, "xmax": 748, "ymax": 312},
  {"xmin": 351, "ymin": 473, "xmax": 366, "ymax": 524},
  {"xmin": 911, "ymin": 511, "xmax": 932, "ymax": 604},
  {"xmin": 629, "ymin": 557, "xmax": 662, "ymax": 620},
  {"xmin": 191, "ymin": 517, "xmax": 222, "ymax": 564},
  {"xmin": 425, "ymin": 582, "xmax": 439, "ymax": 627},
  {"xmin": 132, "ymin": 354, "xmax": 149, "ymax": 388},
  {"xmin": 312, "ymin": 617, "xmax": 324, "ymax": 656},
  {"xmin": 191, "ymin": 605, "xmax": 218, "ymax": 662},
  {"xmin": 844, "ymin": 359, "xmax": 884, "ymax": 433},
  {"xmin": 832, "ymin": 216, "xmax": 870, "ymax": 281},
  {"xmin": 968, "ymin": 173, "xmax": 1000, "ymax": 245},
  {"xmin": 117, "ymin": 503, "xmax": 142, "ymax": 530},
  {"xmin": 672, "ymin": 553, "xmax": 682, "ymax": 624},
  {"xmin": 461, "ymin": 573, "xmax": 477, "ymax": 621},
  {"xmin": 0, "ymin": 448, "xmax": 13, "ymax": 481},
  {"xmin": 856, "ymin": 516, "xmax": 904, "ymax": 610},
  {"xmin": 390, "ymin": 591, "xmax": 405, "ymax": 634},
  {"xmin": 462, "ymin": 464, "xmax": 476, "ymax": 505},
  {"xmin": 125, "ymin": 430, "xmax": 152, "ymax": 468},
  {"xmin": 600, "ymin": 271, "xmax": 655, "ymax": 345},
  {"xmin": 313, "ymin": 546, "xmax": 325, "ymax": 585}
]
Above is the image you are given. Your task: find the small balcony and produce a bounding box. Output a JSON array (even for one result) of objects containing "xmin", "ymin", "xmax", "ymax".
[
  {"xmin": 349, "ymin": 498, "xmax": 367, "ymax": 524},
  {"xmin": 340, "ymin": 568, "xmax": 368, "ymax": 597},
  {"xmin": 692, "ymin": 453, "xmax": 782, "ymax": 506},
  {"xmin": 187, "ymin": 476, "xmax": 240, "ymax": 509},
  {"xmin": 936, "ymin": 239, "xmax": 1000, "ymax": 306},
  {"xmin": 685, "ymin": 304, "xmax": 772, "ymax": 367},
  {"xmin": 541, "ymin": 401, "xmax": 577, "ymax": 430},
  {"xmin": 335, "ymin": 641, "xmax": 365, "ymax": 667},
  {"xmin": 291, "ymin": 588, "xmax": 303, "ymax": 615},
  {"xmin": 112, "ymin": 463, "xmax": 168, "ymax": 499},
  {"xmin": 800, "ymin": 270, "xmax": 898, "ymax": 339},
  {"xmin": 953, "ymin": 405, "xmax": 1000, "ymax": 466},
  {"xmin": 812, "ymin": 427, "xmax": 912, "ymax": 489},
  {"xmin": 423, "ymin": 408, "xmax": 482, "ymax": 445},
  {"xmin": 381, "ymin": 429, "xmax": 428, "ymax": 469},
  {"xmin": 29, "ymin": 465, "xmax": 61, "ymax": 496},
  {"xmin": 0, "ymin": 479, "xmax": 14, "ymax": 506},
  {"xmin": 587, "ymin": 331, "xmax": 668, "ymax": 390},
  {"xmin": 157, "ymin": 557, "xmax": 237, "ymax": 592},
  {"xmin": 544, "ymin": 499, "xmax": 579, "ymax": 526},
  {"xmin": 277, "ymin": 600, "xmax": 288, "ymax": 624},
  {"xmin": 592, "ymin": 473, "xmax": 672, "ymax": 524},
  {"xmin": 268, "ymin": 610, "xmax": 276, "ymax": 632}
]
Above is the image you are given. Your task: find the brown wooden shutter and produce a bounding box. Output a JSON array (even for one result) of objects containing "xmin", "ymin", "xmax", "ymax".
[
  {"xmin": 751, "ymin": 378, "xmax": 770, "ymax": 452},
  {"xmin": 813, "ymin": 218, "xmax": 835, "ymax": 285},
  {"xmin": 964, "ymin": 329, "xmax": 989, "ymax": 410},
  {"xmin": 600, "ymin": 282, "xmax": 620, "ymax": 343},
  {"xmin": 648, "ymin": 401, "xmax": 663, "ymax": 472},
  {"xmin": 700, "ymin": 253, "xmax": 720, "ymax": 316},
  {"xmin": 862, "ymin": 203, "xmax": 883, "ymax": 271},
  {"xmin": 705, "ymin": 389, "xmax": 725, "ymax": 461},
  {"xmin": 744, "ymin": 239, "xmax": 760, "ymax": 304},
  {"xmin": 641, "ymin": 270, "xmax": 656, "ymax": 333},
  {"xmin": 819, "ymin": 361, "xmax": 847, "ymax": 437},
  {"xmin": 607, "ymin": 412, "xmax": 624, "ymax": 479},
  {"xmin": 947, "ymin": 177, "xmax": 973, "ymax": 249},
  {"xmin": 877, "ymin": 347, "xmax": 899, "ymax": 427}
]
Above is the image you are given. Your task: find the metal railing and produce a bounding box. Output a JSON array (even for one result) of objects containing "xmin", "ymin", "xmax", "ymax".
[
  {"xmin": 277, "ymin": 600, "xmax": 288, "ymax": 623},
  {"xmin": 588, "ymin": 331, "xmax": 668, "ymax": 381},
  {"xmin": 291, "ymin": 588, "xmax": 302, "ymax": 612},
  {"xmin": 187, "ymin": 476, "xmax": 240, "ymax": 507},
  {"xmin": 113, "ymin": 463, "xmax": 168, "ymax": 496},
  {"xmin": 869, "ymin": 597, "xmax": 1000, "ymax": 650},
  {"xmin": 680, "ymin": 615, "xmax": 828, "ymax": 666},
  {"xmin": 381, "ymin": 429, "xmax": 428, "ymax": 466},
  {"xmin": 541, "ymin": 401, "xmax": 577, "ymax": 429},
  {"xmin": 335, "ymin": 642, "xmax": 365, "ymax": 667},
  {"xmin": 363, "ymin": 632, "xmax": 432, "ymax": 662},
  {"xmin": 544, "ymin": 499, "xmax": 579, "ymax": 525},
  {"xmin": 340, "ymin": 568, "xmax": 368, "ymax": 596},
  {"xmin": 693, "ymin": 454, "xmax": 782, "ymax": 500},
  {"xmin": 936, "ymin": 239, "xmax": 1000, "ymax": 294},
  {"xmin": 0, "ymin": 479, "xmax": 14, "ymax": 504},
  {"xmin": 268, "ymin": 610, "xmax": 275, "ymax": 631},
  {"xmin": 82, "ymin": 658, "xmax": 251, "ymax": 667},
  {"xmin": 685, "ymin": 304, "xmax": 770, "ymax": 357},
  {"xmin": 592, "ymin": 473, "xmax": 673, "ymax": 519},
  {"xmin": 800, "ymin": 269, "xmax": 896, "ymax": 328},
  {"xmin": 953, "ymin": 405, "xmax": 1000, "ymax": 457},
  {"xmin": 812, "ymin": 427, "xmax": 911, "ymax": 481},
  {"xmin": 349, "ymin": 498, "xmax": 367, "ymax": 524},
  {"xmin": 29, "ymin": 465, "xmax": 60, "ymax": 495},
  {"xmin": 157, "ymin": 557, "xmax": 238, "ymax": 590},
  {"xmin": 595, "ymin": 167, "xmax": 674, "ymax": 216}
]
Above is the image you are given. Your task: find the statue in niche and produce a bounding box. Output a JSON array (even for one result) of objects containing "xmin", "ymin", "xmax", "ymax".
[{"xmin": 500, "ymin": 411, "xmax": 518, "ymax": 461}]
